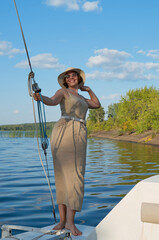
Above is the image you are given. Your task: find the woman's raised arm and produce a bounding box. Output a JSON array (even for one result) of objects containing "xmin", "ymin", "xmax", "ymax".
[{"xmin": 80, "ymin": 86, "xmax": 101, "ymax": 109}]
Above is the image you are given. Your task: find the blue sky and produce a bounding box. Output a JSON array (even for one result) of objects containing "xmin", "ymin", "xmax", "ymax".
[{"xmin": 1, "ymin": 0, "xmax": 159, "ymax": 125}]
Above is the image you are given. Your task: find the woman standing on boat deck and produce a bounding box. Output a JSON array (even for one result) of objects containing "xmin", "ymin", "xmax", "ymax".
[{"xmin": 33, "ymin": 67, "xmax": 101, "ymax": 236}]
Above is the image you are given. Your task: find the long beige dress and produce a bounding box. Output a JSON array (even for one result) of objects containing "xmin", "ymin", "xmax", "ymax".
[{"xmin": 50, "ymin": 91, "xmax": 88, "ymax": 211}]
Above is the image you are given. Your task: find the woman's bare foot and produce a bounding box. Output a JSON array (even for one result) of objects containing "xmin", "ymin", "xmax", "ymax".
[
  {"xmin": 65, "ymin": 223, "xmax": 82, "ymax": 236},
  {"xmin": 53, "ymin": 221, "xmax": 65, "ymax": 230}
]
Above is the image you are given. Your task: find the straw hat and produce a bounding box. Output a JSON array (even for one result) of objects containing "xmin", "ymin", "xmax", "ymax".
[{"xmin": 58, "ymin": 67, "xmax": 85, "ymax": 88}]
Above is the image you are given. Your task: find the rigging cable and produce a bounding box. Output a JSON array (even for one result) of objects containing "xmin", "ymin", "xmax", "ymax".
[{"xmin": 13, "ymin": 0, "xmax": 56, "ymax": 222}]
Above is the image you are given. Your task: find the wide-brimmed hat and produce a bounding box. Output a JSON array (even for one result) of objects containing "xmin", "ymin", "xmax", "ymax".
[{"xmin": 58, "ymin": 67, "xmax": 85, "ymax": 88}]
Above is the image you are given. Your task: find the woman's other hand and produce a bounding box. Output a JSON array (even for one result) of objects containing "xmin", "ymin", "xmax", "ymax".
[
  {"xmin": 33, "ymin": 92, "xmax": 41, "ymax": 101},
  {"xmin": 80, "ymin": 86, "xmax": 91, "ymax": 93}
]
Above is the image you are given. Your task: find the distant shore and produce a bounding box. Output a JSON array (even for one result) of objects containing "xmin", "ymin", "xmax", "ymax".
[{"xmin": 89, "ymin": 130, "xmax": 159, "ymax": 146}]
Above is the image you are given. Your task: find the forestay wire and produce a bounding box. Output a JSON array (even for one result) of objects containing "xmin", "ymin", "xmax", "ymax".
[{"xmin": 13, "ymin": 0, "xmax": 56, "ymax": 222}]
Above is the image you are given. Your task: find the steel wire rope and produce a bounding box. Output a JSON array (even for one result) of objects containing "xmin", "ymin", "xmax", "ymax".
[{"xmin": 13, "ymin": 0, "xmax": 56, "ymax": 222}]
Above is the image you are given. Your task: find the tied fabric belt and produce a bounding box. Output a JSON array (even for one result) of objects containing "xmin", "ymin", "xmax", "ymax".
[{"xmin": 61, "ymin": 116, "xmax": 86, "ymax": 125}]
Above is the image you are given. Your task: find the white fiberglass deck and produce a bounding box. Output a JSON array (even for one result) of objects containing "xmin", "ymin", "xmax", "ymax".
[
  {"xmin": 1, "ymin": 224, "xmax": 94, "ymax": 240},
  {"xmin": 86, "ymin": 174, "xmax": 159, "ymax": 240}
]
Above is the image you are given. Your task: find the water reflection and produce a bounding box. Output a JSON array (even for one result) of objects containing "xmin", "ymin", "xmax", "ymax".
[
  {"xmin": 0, "ymin": 137, "xmax": 159, "ymax": 229},
  {"xmin": 83, "ymin": 138, "xmax": 159, "ymax": 226},
  {"xmin": 115, "ymin": 141, "xmax": 159, "ymax": 182}
]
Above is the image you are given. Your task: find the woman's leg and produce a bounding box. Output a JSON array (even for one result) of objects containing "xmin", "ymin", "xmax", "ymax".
[
  {"xmin": 65, "ymin": 207, "xmax": 82, "ymax": 236},
  {"xmin": 53, "ymin": 204, "xmax": 66, "ymax": 230}
]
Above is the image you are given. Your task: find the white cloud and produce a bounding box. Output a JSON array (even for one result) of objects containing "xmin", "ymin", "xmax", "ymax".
[
  {"xmin": 137, "ymin": 49, "xmax": 146, "ymax": 55},
  {"xmin": 45, "ymin": 0, "xmax": 102, "ymax": 12},
  {"xmin": 86, "ymin": 48, "xmax": 131, "ymax": 69},
  {"xmin": 101, "ymin": 93, "xmax": 121, "ymax": 100},
  {"xmin": 0, "ymin": 41, "xmax": 24, "ymax": 57},
  {"xmin": 16, "ymin": 53, "xmax": 65, "ymax": 70},
  {"xmin": 13, "ymin": 110, "xmax": 20, "ymax": 114},
  {"xmin": 86, "ymin": 48, "xmax": 159, "ymax": 81},
  {"xmin": 45, "ymin": 0, "xmax": 80, "ymax": 11},
  {"xmin": 147, "ymin": 49, "xmax": 159, "ymax": 60},
  {"xmin": 137, "ymin": 49, "xmax": 159, "ymax": 60},
  {"xmin": 82, "ymin": 1, "xmax": 102, "ymax": 12}
]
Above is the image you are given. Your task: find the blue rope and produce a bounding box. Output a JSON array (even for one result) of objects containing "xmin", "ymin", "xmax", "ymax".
[{"xmin": 37, "ymin": 92, "xmax": 49, "ymax": 153}]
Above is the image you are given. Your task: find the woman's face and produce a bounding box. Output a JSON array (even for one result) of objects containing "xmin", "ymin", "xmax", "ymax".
[{"xmin": 65, "ymin": 71, "xmax": 79, "ymax": 88}]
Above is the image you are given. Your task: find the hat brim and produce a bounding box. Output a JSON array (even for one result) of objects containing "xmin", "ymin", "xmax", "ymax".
[{"xmin": 58, "ymin": 67, "xmax": 85, "ymax": 88}]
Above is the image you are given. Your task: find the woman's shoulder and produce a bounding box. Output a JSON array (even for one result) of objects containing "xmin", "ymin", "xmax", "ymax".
[
  {"xmin": 55, "ymin": 88, "xmax": 66, "ymax": 94},
  {"xmin": 56, "ymin": 88, "xmax": 69, "ymax": 98}
]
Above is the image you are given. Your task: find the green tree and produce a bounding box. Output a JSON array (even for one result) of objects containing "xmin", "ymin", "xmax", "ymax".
[
  {"xmin": 106, "ymin": 86, "xmax": 159, "ymax": 133},
  {"xmin": 107, "ymin": 103, "xmax": 119, "ymax": 120},
  {"xmin": 87, "ymin": 107, "xmax": 105, "ymax": 123}
]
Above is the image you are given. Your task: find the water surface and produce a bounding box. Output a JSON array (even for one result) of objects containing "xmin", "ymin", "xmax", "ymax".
[{"xmin": 0, "ymin": 137, "xmax": 159, "ymax": 231}]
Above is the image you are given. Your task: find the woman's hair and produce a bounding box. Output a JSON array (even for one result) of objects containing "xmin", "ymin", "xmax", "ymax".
[{"xmin": 63, "ymin": 71, "xmax": 83, "ymax": 88}]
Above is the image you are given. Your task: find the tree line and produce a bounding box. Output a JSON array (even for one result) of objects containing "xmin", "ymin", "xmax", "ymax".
[
  {"xmin": 87, "ymin": 86, "xmax": 159, "ymax": 134},
  {"xmin": 0, "ymin": 122, "xmax": 56, "ymax": 137},
  {"xmin": 1, "ymin": 86, "xmax": 159, "ymax": 136}
]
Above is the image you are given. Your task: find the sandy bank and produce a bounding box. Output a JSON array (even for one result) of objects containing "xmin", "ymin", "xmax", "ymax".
[{"xmin": 89, "ymin": 130, "xmax": 159, "ymax": 146}]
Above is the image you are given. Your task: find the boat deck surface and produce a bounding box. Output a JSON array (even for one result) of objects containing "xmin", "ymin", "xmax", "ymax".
[{"xmin": 1, "ymin": 224, "xmax": 94, "ymax": 240}]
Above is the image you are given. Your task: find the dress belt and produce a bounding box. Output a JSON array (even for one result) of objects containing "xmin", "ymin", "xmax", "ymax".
[{"xmin": 61, "ymin": 116, "xmax": 86, "ymax": 125}]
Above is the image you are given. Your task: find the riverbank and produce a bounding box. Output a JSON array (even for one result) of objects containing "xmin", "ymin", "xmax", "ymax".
[{"xmin": 89, "ymin": 130, "xmax": 159, "ymax": 146}]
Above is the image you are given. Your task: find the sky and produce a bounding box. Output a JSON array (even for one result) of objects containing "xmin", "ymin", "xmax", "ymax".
[{"xmin": 1, "ymin": 0, "xmax": 159, "ymax": 125}]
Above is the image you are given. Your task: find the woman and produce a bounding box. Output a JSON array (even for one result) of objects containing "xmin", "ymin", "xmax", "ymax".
[{"xmin": 33, "ymin": 67, "xmax": 101, "ymax": 236}]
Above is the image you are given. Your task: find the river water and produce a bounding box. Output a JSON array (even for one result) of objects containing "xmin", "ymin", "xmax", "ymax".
[{"xmin": 0, "ymin": 136, "xmax": 159, "ymax": 232}]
